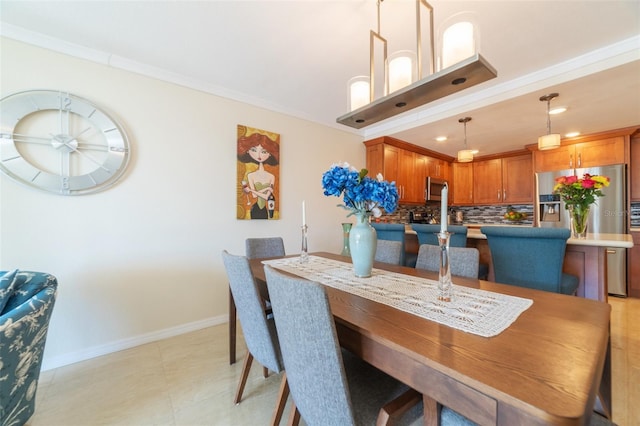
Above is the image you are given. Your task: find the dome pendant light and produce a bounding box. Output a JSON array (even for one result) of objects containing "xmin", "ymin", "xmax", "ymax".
[
  {"xmin": 538, "ymin": 93, "xmax": 561, "ymax": 150},
  {"xmin": 457, "ymin": 117, "xmax": 473, "ymax": 162}
]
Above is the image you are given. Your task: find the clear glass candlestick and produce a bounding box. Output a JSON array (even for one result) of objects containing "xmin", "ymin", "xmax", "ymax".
[
  {"xmin": 300, "ymin": 224, "xmax": 309, "ymax": 263},
  {"xmin": 437, "ymin": 231, "xmax": 452, "ymax": 302}
]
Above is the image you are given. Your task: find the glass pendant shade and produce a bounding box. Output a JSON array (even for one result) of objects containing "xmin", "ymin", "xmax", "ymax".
[
  {"xmin": 538, "ymin": 93, "xmax": 561, "ymax": 151},
  {"xmin": 538, "ymin": 133, "xmax": 561, "ymax": 150},
  {"xmin": 457, "ymin": 149, "xmax": 474, "ymax": 162},
  {"xmin": 388, "ymin": 51, "xmax": 416, "ymax": 93},
  {"xmin": 441, "ymin": 21, "xmax": 476, "ymax": 70},
  {"xmin": 348, "ymin": 76, "xmax": 371, "ymax": 111}
]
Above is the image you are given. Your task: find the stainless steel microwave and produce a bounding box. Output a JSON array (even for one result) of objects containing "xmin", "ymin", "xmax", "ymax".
[{"xmin": 426, "ymin": 177, "xmax": 447, "ymax": 201}]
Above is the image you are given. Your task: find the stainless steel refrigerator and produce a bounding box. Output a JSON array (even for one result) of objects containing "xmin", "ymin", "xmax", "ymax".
[{"xmin": 535, "ymin": 164, "xmax": 627, "ymax": 296}]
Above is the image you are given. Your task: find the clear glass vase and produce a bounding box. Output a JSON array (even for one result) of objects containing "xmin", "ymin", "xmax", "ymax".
[
  {"xmin": 340, "ymin": 223, "xmax": 352, "ymax": 256},
  {"xmin": 570, "ymin": 204, "xmax": 590, "ymax": 239},
  {"xmin": 436, "ymin": 231, "xmax": 453, "ymax": 302}
]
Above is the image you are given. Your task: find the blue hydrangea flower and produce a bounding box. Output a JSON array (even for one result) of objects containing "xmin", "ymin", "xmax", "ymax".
[{"xmin": 321, "ymin": 162, "xmax": 398, "ymax": 217}]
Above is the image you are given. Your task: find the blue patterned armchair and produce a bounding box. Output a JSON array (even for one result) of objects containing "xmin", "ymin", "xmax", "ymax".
[{"xmin": 0, "ymin": 270, "xmax": 58, "ymax": 426}]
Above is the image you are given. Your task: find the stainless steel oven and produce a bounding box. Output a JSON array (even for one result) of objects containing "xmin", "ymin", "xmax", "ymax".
[{"xmin": 426, "ymin": 177, "xmax": 447, "ymax": 202}]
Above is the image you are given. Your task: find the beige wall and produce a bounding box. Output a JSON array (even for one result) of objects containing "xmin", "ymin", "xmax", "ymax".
[{"xmin": 0, "ymin": 38, "xmax": 364, "ymax": 369}]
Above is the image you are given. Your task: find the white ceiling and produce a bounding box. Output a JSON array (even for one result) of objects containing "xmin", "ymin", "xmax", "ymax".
[{"xmin": 1, "ymin": 0, "xmax": 639, "ymax": 158}]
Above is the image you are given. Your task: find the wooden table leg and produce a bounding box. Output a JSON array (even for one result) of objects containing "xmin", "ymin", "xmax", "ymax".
[
  {"xmin": 229, "ymin": 286, "xmax": 237, "ymax": 365},
  {"xmin": 596, "ymin": 333, "xmax": 612, "ymax": 419}
]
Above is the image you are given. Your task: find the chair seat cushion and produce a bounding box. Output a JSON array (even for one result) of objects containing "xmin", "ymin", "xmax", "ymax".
[{"xmin": 561, "ymin": 273, "xmax": 580, "ymax": 295}]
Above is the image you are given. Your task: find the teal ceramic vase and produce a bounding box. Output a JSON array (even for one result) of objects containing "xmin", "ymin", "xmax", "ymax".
[{"xmin": 349, "ymin": 213, "xmax": 377, "ymax": 277}]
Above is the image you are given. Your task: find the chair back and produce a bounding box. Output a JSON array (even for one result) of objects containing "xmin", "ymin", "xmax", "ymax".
[
  {"xmin": 411, "ymin": 224, "xmax": 468, "ymax": 247},
  {"xmin": 370, "ymin": 223, "xmax": 406, "ymax": 266},
  {"xmin": 264, "ymin": 265, "xmax": 356, "ymax": 426},
  {"xmin": 480, "ymin": 227, "xmax": 570, "ymax": 293},
  {"xmin": 0, "ymin": 270, "xmax": 57, "ymax": 425},
  {"xmin": 374, "ymin": 240, "xmax": 403, "ymax": 265},
  {"xmin": 245, "ymin": 237, "xmax": 285, "ymax": 259},
  {"xmin": 221, "ymin": 251, "xmax": 283, "ymax": 373},
  {"xmin": 415, "ymin": 245, "xmax": 479, "ymax": 279}
]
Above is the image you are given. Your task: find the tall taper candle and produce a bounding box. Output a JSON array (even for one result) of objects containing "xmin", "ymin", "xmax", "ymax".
[
  {"xmin": 302, "ymin": 200, "xmax": 306, "ymax": 226},
  {"xmin": 440, "ymin": 183, "xmax": 448, "ymax": 233}
]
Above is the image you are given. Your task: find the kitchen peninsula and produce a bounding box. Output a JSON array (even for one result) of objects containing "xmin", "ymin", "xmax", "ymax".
[
  {"xmin": 421, "ymin": 227, "xmax": 633, "ymax": 302},
  {"xmin": 406, "ymin": 226, "xmax": 631, "ymax": 302}
]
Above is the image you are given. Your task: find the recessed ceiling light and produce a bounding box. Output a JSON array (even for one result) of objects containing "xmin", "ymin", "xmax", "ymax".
[
  {"xmin": 471, "ymin": 149, "xmax": 479, "ymax": 154},
  {"xmin": 549, "ymin": 106, "xmax": 567, "ymax": 115},
  {"xmin": 435, "ymin": 136, "xmax": 447, "ymax": 142},
  {"xmin": 565, "ymin": 131, "xmax": 580, "ymax": 138}
]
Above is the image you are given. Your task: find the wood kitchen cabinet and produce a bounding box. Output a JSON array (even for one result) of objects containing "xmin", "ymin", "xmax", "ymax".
[
  {"xmin": 631, "ymin": 134, "xmax": 640, "ymax": 201},
  {"xmin": 473, "ymin": 153, "xmax": 533, "ymax": 204},
  {"xmin": 628, "ymin": 232, "xmax": 640, "ymax": 298},
  {"xmin": 428, "ymin": 157, "xmax": 449, "ymax": 180},
  {"xmin": 452, "ymin": 162, "xmax": 473, "ymax": 204},
  {"xmin": 535, "ymin": 136, "xmax": 626, "ymax": 172},
  {"xmin": 365, "ymin": 136, "xmax": 454, "ymax": 205}
]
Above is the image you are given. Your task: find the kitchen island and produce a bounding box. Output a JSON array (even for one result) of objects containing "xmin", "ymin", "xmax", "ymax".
[{"xmin": 406, "ymin": 224, "xmax": 633, "ymax": 302}]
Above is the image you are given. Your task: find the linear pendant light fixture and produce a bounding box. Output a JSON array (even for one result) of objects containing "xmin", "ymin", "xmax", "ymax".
[
  {"xmin": 457, "ymin": 117, "xmax": 473, "ymax": 162},
  {"xmin": 538, "ymin": 93, "xmax": 561, "ymax": 150},
  {"xmin": 337, "ymin": 0, "xmax": 497, "ymax": 129}
]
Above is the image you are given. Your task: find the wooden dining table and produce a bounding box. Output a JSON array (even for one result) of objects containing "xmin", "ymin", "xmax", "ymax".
[{"xmin": 249, "ymin": 252, "xmax": 612, "ymax": 426}]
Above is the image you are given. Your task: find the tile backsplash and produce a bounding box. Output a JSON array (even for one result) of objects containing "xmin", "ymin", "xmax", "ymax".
[
  {"xmin": 381, "ymin": 202, "xmax": 640, "ymax": 228},
  {"xmin": 382, "ymin": 204, "xmax": 534, "ymax": 226},
  {"xmin": 631, "ymin": 202, "xmax": 640, "ymax": 228}
]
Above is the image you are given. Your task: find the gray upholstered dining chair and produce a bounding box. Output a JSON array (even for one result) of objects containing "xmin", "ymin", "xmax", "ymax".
[
  {"xmin": 480, "ymin": 226, "xmax": 579, "ymax": 295},
  {"xmin": 245, "ymin": 237, "xmax": 286, "ymax": 259},
  {"xmin": 371, "ymin": 223, "xmax": 415, "ymax": 267},
  {"xmin": 264, "ymin": 265, "xmax": 475, "ymax": 426},
  {"xmin": 230, "ymin": 237, "xmax": 286, "ymax": 364},
  {"xmin": 375, "ymin": 239, "xmax": 403, "ymax": 265},
  {"xmin": 221, "ymin": 251, "xmax": 288, "ymax": 425},
  {"xmin": 415, "ymin": 244, "xmax": 480, "ymax": 279},
  {"xmin": 411, "ymin": 224, "xmax": 488, "ymax": 279}
]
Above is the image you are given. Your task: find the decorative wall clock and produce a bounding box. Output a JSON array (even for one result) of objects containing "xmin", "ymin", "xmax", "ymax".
[{"xmin": 0, "ymin": 90, "xmax": 130, "ymax": 195}]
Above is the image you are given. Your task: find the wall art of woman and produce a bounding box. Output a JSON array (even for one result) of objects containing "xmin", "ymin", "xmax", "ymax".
[{"xmin": 237, "ymin": 129, "xmax": 280, "ymax": 220}]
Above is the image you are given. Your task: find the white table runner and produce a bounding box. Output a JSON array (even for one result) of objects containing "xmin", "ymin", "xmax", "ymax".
[{"xmin": 263, "ymin": 256, "xmax": 533, "ymax": 338}]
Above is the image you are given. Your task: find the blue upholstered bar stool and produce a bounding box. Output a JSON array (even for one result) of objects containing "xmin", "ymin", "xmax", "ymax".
[
  {"xmin": 411, "ymin": 224, "xmax": 488, "ymax": 279},
  {"xmin": 480, "ymin": 226, "xmax": 579, "ymax": 295},
  {"xmin": 411, "ymin": 224, "xmax": 468, "ymax": 247},
  {"xmin": 371, "ymin": 223, "xmax": 416, "ymax": 267}
]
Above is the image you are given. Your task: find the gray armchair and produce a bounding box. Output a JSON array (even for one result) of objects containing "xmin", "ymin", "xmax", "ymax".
[{"xmin": 0, "ymin": 270, "xmax": 58, "ymax": 426}]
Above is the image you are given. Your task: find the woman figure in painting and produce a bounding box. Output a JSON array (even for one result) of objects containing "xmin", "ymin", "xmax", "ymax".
[{"xmin": 237, "ymin": 133, "xmax": 279, "ymax": 219}]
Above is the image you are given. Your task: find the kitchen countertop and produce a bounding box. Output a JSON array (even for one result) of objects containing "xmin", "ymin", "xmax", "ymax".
[{"xmin": 405, "ymin": 224, "xmax": 634, "ymax": 248}]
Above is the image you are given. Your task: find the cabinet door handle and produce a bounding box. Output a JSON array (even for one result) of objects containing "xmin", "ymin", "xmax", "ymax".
[
  {"xmin": 578, "ymin": 153, "xmax": 582, "ymax": 168},
  {"xmin": 569, "ymin": 154, "xmax": 573, "ymax": 169},
  {"xmin": 497, "ymin": 190, "xmax": 501, "ymax": 200},
  {"xmin": 606, "ymin": 249, "xmax": 617, "ymax": 255}
]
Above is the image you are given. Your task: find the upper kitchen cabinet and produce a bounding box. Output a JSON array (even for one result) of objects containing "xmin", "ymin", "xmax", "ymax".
[
  {"xmin": 365, "ymin": 136, "xmax": 454, "ymax": 205},
  {"xmin": 452, "ymin": 162, "xmax": 473, "ymax": 204},
  {"xmin": 473, "ymin": 153, "xmax": 533, "ymax": 204},
  {"xmin": 427, "ymin": 157, "xmax": 450, "ymax": 180},
  {"xmin": 630, "ymin": 132, "xmax": 640, "ymax": 201},
  {"xmin": 533, "ymin": 128, "xmax": 636, "ymax": 173}
]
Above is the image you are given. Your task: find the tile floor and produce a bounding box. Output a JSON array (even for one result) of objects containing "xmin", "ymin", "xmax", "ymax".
[{"xmin": 27, "ymin": 297, "xmax": 639, "ymax": 426}]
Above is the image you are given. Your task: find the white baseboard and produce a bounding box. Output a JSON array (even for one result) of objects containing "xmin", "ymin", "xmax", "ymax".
[{"xmin": 41, "ymin": 314, "xmax": 228, "ymax": 371}]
